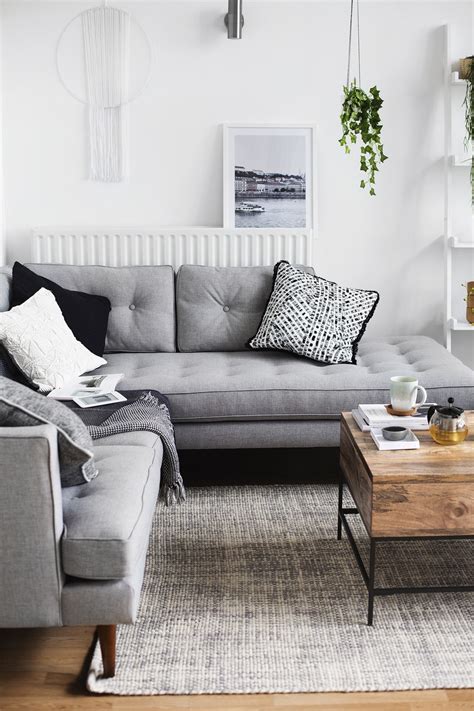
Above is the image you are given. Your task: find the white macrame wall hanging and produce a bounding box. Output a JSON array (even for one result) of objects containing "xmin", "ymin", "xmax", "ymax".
[
  {"xmin": 82, "ymin": 6, "xmax": 130, "ymax": 182},
  {"xmin": 56, "ymin": 3, "xmax": 151, "ymax": 183}
]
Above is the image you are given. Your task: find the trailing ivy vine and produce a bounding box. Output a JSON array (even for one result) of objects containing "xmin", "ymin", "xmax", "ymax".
[{"xmin": 339, "ymin": 81, "xmax": 388, "ymax": 196}]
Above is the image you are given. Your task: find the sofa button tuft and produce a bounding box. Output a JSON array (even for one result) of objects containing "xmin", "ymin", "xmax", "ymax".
[
  {"xmin": 129, "ymin": 304, "xmax": 136, "ymax": 311},
  {"xmin": 223, "ymin": 305, "xmax": 230, "ymax": 312}
]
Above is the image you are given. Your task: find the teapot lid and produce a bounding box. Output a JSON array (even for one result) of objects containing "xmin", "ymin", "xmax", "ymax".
[{"xmin": 436, "ymin": 397, "xmax": 464, "ymax": 418}]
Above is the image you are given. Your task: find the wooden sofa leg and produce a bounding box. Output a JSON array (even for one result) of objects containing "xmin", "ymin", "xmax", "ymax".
[{"xmin": 97, "ymin": 624, "xmax": 116, "ymax": 678}]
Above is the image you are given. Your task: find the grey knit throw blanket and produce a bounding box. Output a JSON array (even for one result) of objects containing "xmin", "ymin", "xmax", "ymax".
[{"xmin": 88, "ymin": 391, "xmax": 185, "ymax": 505}]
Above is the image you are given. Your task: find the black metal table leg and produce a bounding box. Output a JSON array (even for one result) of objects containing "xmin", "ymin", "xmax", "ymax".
[
  {"xmin": 337, "ymin": 474, "xmax": 343, "ymax": 540},
  {"xmin": 367, "ymin": 539, "xmax": 376, "ymax": 625},
  {"xmin": 337, "ymin": 471, "xmax": 473, "ymax": 625}
]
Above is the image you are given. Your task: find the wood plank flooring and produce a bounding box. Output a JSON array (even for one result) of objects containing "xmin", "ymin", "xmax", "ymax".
[{"xmin": 0, "ymin": 626, "xmax": 471, "ymax": 710}]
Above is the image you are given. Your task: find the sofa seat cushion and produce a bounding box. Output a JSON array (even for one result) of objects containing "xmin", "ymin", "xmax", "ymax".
[
  {"xmin": 61, "ymin": 434, "xmax": 163, "ymax": 580},
  {"xmin": 90, "ymin": 336, "xmax": 474, "ymax": 423}
]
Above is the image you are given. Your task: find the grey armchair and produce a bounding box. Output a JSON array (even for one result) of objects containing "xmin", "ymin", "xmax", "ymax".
[{"xmin": 0, "ymin": 423, "xmax": 163, "ymax": 677}]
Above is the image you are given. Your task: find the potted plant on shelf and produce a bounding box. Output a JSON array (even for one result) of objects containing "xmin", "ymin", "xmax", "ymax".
[
  {"xmin": 459, "ymin": 56, "xmax": 473, "ymax": 81},
  {"xmin": 460, "ymin": 57, "xmax": 473, "ymax": 205},
  {"xmin": 339, "ymin": 0, "xmax": 387, "ymax": 195}
]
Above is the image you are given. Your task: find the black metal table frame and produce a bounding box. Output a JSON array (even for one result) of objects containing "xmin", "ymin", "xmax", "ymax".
[{"xmin": 337, "ymin": 475, "xmax": 474, "ymax": 626}]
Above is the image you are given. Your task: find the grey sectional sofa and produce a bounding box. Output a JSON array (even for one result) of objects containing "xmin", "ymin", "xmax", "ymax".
[
  {"xmin": 0, "ymin": 262, "xmax": 473, "ymax": 678},
  {"xmin": 3, "ymin": 262, "xmax": 472, "ymax": 447}
]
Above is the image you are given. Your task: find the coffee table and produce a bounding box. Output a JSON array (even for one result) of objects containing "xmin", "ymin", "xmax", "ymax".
[{"xmin": 338, "ymin": 411, "xmax": 474, "ymax": 625}]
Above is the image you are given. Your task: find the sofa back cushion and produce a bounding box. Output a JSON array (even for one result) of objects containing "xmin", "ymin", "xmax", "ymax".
[
  {"xmin": 25, "ymin": 264, "xmax": 176, "ymax": 353},
  {"xmin": 176, "ymin": 264, "xmax": 314, "ymax": 352},
  {"xmin": 12, "ymin": 262, "xmax": 111, "ymax": 357}
]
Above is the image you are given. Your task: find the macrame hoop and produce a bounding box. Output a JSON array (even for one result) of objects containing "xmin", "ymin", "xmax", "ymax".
[{"xmin": 55, "ymin": 5, "xmax": 153, "ymax": 109}]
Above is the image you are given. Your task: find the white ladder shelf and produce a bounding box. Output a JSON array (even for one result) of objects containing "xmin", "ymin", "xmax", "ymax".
[{"xmin": 443, "ymin": 25, "xmax": 474, "ymax": 352}]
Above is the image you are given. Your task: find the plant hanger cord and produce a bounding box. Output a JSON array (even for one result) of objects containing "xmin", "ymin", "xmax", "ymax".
[
  {"xmin": 346, "ymin": 0, "xmax": 361, "ymax": 88},
  {"xmin": 340, "ymin": 0, "xmax": 387, "ymax": 195}
]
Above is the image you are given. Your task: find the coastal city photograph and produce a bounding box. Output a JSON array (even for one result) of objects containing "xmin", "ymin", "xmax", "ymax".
[{"xmin": 233, "ymin": 133, "xmax": 307, "ymax": 227}]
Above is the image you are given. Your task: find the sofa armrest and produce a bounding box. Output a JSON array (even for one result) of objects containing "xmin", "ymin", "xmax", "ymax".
[{"xmin": 0, "ymin": 425, "xmax": 64, "ymax": 627}]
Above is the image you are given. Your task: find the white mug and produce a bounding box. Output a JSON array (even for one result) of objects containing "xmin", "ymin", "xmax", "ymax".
[{"xmin": 390, "ymin": 376, "xmax": 427, "ymax": 412}]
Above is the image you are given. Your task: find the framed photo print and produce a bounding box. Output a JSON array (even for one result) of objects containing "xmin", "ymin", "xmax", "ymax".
[{"xmin": 223, "ymin": 124, "xmax": 316, "ymax": 229}]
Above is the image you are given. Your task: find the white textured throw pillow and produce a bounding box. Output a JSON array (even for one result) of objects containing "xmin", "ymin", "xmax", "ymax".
[
  {"xmin": 0, "ymin": 288, "xmax": 106, "ymax": 393},
  {"xmin": 248, "ymin": 261, "xmax": 379, "ymax": 364}
]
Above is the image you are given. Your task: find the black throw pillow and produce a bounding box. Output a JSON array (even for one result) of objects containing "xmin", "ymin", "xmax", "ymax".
[{"xmin": 11, "ymin": 262, "xmax": 111, "ymax": 357}]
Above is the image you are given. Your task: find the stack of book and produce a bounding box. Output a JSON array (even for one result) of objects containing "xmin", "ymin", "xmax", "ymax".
[
  {"xmin": 352, "ymin": 404, "xmax": 430, "ymax": 432},
  {"xmin": 352, "ymin": 403, "xmax": 432, "ymax": 451}
]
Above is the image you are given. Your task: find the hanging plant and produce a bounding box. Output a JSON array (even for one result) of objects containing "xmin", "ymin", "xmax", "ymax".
[
  {"xmin": 461, "ymin": 56, "xmax": 473, "ymax": 204},
  {"xmin": 340, "ymin": 82, "xmax": 388, "ymax": 195},
  {"xmin": 339, "ymin": 0, "xmax": 387, "ymax": 195}
]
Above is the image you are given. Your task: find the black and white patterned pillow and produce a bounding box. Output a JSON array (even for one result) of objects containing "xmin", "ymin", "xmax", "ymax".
[{"xmin": 247, "ymin": 261, "xmax": 379, "ymax": 364}]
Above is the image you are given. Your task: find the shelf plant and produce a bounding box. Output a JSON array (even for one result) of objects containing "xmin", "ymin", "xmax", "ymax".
[{"xmin": 460, "ymin": 56, "xmax": 473, "ymax": 204}]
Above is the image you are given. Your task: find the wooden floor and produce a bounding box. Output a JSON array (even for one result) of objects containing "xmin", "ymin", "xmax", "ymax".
[{"xmin": 0, "ymin": 626, "xmax": 471, "ymax": 710}]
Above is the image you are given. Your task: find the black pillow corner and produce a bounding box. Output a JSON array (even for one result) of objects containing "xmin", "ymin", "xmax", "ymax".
[
  {"xmin": 350, "ymin": 288, "xmax": 380, "ymax": 364},
  {"xmin": 11, "ymin": 262, "xmax": 111, "ymax": 357},
  {"xmin": 0, "ymin": 344, "xmax": 32, "ymax": 386}
]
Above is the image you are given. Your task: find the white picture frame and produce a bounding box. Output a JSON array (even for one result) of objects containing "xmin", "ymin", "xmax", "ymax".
[{"xmin": 223, "ymin": 123, "xmax": 317, "ymax": 230}]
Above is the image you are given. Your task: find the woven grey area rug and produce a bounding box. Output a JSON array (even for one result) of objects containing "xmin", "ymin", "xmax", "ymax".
[{"xmin": 87, "ymin": 485, "xmax": 473, "ymax": 694}]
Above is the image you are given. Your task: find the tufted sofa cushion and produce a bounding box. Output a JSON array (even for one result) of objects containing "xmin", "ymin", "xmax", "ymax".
[
  {"xmin": 91, "ymin": 336, "xmax": 474, "ymax": 422},
  {"xmin": 24, "ymin": 264, "xmax": 176, "ymax": 353},
  {"xmin": 61, "ymin": 431, "xmax": 163, "ymax": 579},
  {"xmin": 176, "ymin": 264, "xmax": 314, "ymax": 352}
]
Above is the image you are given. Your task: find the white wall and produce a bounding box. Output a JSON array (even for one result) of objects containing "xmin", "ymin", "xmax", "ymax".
[
  {"xmin": 0, "ymin": 7, "xmax": 4, "ymax": 266},
  {"xmin": 1, "ymin": 1, "xmax": 473, "ymax": 365}
]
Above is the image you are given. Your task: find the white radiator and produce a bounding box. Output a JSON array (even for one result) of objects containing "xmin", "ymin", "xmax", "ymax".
[{"xmin": 31, "ymin": 227, "xmax": 313, "ymax": 269}]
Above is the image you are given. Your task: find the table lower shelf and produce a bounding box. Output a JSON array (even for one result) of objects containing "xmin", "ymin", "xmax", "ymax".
[{"xmin": 337, "ymin": 478, "xmax": 474, "ymax": 625}]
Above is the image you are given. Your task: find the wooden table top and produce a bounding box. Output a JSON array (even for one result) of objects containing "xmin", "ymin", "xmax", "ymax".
[{"xmin": 341, "ymin": 411, "xmax": 474, "ymax": 484}]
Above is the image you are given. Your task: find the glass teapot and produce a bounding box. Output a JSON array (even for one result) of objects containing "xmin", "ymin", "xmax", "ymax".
[{"xmin": 427, "ymin": 398, "xmax": 469, "ymax": 446}]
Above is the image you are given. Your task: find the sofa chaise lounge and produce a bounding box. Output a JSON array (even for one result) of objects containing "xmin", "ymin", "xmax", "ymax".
[{"xmin": 0, "ymin": 263, "xmax": 473, "ymax": 678}]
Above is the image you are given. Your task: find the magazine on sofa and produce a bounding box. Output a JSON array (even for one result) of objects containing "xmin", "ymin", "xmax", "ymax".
[{"xmin": 47, "ymin": 374, "xmax": 123, "ymax": 400}]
